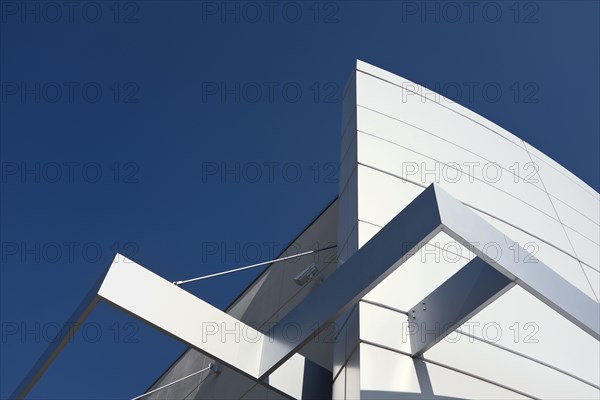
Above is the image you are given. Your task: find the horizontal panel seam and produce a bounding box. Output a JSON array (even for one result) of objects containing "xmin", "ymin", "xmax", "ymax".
[
  {"xmin": 456, "ymin": 329, "xmax": 600, "ymax": 390},
  {"xmin": 356, "ymin": 103, "xmax": 537, "ymax": 186},
  {"xmin": 356, "ymin": 70, "xmax": 527, "ymax": 151},
  {"xmin": 355, "ymin": 104, "xmax": 600, "ymax": 228},
  {"xmin": 526, "ymin": 147, "xmax": 599, "ymax": 202},
  {"xmin": 358, "ymin": 340, "xmax": 538, "ymax": 400},
  {"xmin": 357, "ymin": 129, "xmax": 566, "ymax": 227},
  {"xmin": 523, "ymin": 146, "xmax": 599, "ymax": 301},
  {"xmin": 357, "ymin": 162, "xmax": 599, "ymax": 273},
  {"xmin": 552, "ymin": 195, "xmax": 600, "ymax": 228}
]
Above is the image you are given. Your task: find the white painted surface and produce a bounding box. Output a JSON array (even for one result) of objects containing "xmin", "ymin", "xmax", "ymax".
[
  {"xmin": 461, "ymin": 285, "xmax": 600, "ymax": 386},
  {"xmin": 337, "ymin": 60, "xmax": 600, "ymax": 399},
  {"xmin": 472, "ymin": 208, "xmax": 598, "ymax": 301},
  {"xmin": 566, "ymin": 225, "xmax": 600, "ymax": 271},
  {"xmin": 359, "ymin": 343, "xmax": 529, "ymax": 399},
  {"xmin": 425, "ymin": 332, "xmax": 600, "ymax": 399},
  {"xmin": 332, "ymin": 366, "xmax": 345, "ymax": 400},
  {"xmin": 267, "ymin": 354, "xmax": 305, "ymax": 400},
  {"xmin": 363, "ymin": 232, "xmax": 474, "ymax": 312}
]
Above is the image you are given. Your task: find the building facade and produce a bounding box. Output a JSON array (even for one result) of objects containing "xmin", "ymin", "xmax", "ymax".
[
  {"xmin": 144, "ymin": 60, "xmax": 599, "ymax": 399},
  {"xmin": 331, "ymin": 60, "xmax": 599, "ymax": 399},
  {"xmin": 12, "ymin": 61, "xmax": 600, "ymax": 400}
]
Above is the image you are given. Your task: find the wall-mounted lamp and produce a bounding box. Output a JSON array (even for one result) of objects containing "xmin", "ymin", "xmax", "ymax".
[{"xmin": 293, "ymin": 263, "xmax": 318, "ymax": 286}]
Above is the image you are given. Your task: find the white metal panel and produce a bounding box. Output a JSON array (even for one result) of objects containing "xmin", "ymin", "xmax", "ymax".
[
  {"xmin": 423, "ymin": 359, "xmax": 529, "ymax": 400},
  {"xmin": 524, "ymin": 141, "xmax": 599, "ymax": 201},
  {"xmin": 355, "ymin": 71, "xmax": 536, "ymax": 175},
  {"xmin": 356, "ymin": 60, "xmax": 527, "ymax": 150},
  {"xmin": 359, "ymin": 343, "xmax": 421, "ymax": 396},
  {"xmin": 472, "ymin": 208, "xmax": 598, "ymax": 301},
  {"xmin": 583, "ymin": 267, "xmax": 600, "ymax": 303},
  {"xmin": 267, "ymin": 354, "xmax": 305, "ymax": 400},
  {"xmin": 97, "ymin": 256, "xmax": 265, "ymax": 379},
  {"xmin": 332, "ymin": 306, "xmax": 358, "ymax": 380},
  {"xmin": 345, "ymin": 306, "xmax": 360, "ymax": 365},
  {"xmin": 408, "ymin": 257, "xmax": 514, "ymax": 357},
  {"xmin": 332, "ymin": 366, "xmax": 345, "ymax": 400},
  {"xmin": 348, "ymin": 60, "xmax": 600, "ymax": 400},
  {"xmin": 532, "ymin": 153, "xmax": 600, "ymax": 225},
  {"xmin": 434, "ymin": 185, "xmax": 599, "ymax": 339},
  {"xmin": 357, "ymin": 221, "xmax": 382, "ymax": 248},
  {"xmin": 356, "ymin": 133, "xmax": 570, "ymax": 253},
  {"xmin": 565, "ymin": 226, "xmax": 600, "ymax": 272},
  {"xmin": 553, "ymin": 196, "xmax": 600, "ymax": 247},
  {"xmin": 332, "ymin": 319, "xmax": 346, "ymax": 381},
  {"xmin": 345, "ymin": 346, "xmax": 360, "ymax": 400},
  {"xmin": 426, "ymin": 230, "xmax": 477, "ymax": 259},
  {"xmin": 359, "ymin": 342, "xmax": 529, "ymax": 399},
  {"xmin": 97, "ymin": 255, "xmax": 328, "ymax": 398},
  {"xmin": 460, "ymin": 285, "xmax": 600, "ymax": 386},
  {"xmin": 259, "ymin": 185, "xmax": 445, "ymax": 379},
  {"xmin": 363, "ymin": 231, "xmax": 473, "ymax": 312},
  {"xmin": 358, "ymin": 301, "xmax": 411, "ymax": 354},
  {"xmin": 424, "ymin": 331, "xmax": 600, "ymax": 399},
  {"xmin": 356, "ymin": 164, "xmax": 424, "ymax": 230},
  {"xmin": 356, "ymin": 105, "xmax": 547, "ymax": 194}
]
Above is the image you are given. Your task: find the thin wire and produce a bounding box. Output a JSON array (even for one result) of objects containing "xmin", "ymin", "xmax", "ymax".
[
  {"xmin": 173, "ymin": 244, "xmax": 337, "ymax": 286},
  {"xmin": 131, "ymin": 365, "xmax": 212, "ymax": 400},
  {"xmin": 182, "ymin": 368, "xmax": 213, "ymax": 400}
]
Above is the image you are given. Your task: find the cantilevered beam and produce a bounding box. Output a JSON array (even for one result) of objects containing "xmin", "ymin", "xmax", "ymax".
[
  {"xmin": 434, "ymin": 186, "xmax": 600, "ymax": 340},
  {"xmin": 257, "ymin": 184, "xmax": 599, "ymax": 377},
  {"xmin": 257, "ymin": 184, "xmax": 444, "ymax": 378},
  {"xmin": 10, "ymin": 256, "xmax": 324, "ymax": 400},
  {"xmin": 408, "ymin": 257, "xmax": 514, "ymax": 357},
  {"xmin": 97, "ymin": 256, "xmax": 266, "ymax": 378}
]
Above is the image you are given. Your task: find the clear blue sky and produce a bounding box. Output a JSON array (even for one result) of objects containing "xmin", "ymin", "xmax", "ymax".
[{"xmin": 1, "ymin": 1, "xmax": 598, "ymax": 398}]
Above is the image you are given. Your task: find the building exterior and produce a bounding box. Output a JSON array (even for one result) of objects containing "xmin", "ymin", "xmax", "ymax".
[
  {"xmin": 12, "ymin": 61, "xmax": 600, "ymax": 400},
  {"xmin": 330, "ymin": 60, "xmax": 599, "ymax": 399}
]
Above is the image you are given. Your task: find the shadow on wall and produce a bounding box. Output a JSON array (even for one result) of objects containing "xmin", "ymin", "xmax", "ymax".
[{"xmin": 360, "ymin": 359, "xmax": 465, "ymax": 400}]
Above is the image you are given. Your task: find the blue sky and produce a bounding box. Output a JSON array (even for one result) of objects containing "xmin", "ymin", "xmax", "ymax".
[{"xmin": 1, "ymin": 1, "xmax": 599, "ymax": 398}]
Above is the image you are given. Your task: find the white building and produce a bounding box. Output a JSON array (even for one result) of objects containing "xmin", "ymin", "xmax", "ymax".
[{"xmin": 12, "ymin": 61, "xmax": 600, "ymax": 400}]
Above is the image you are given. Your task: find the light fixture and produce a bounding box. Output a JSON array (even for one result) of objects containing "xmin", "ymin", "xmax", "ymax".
[{"xmin": 293, "ymin": 263, "xmax": 318, "ymax": 286}]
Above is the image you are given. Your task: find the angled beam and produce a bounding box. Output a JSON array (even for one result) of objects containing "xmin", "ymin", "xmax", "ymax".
[
  {"xmin": 13, "ymin": 183, "xmax": 598, "ymax": 399},
  {"xmin": 96, "ymin": 256, "xmax": 323, "ymax": 399},
  {"xmin": 258, "ymin": 185, "xmax": 444, "ymax": 379},
  {"xmin": 409, "ymin": 257, "xmax": 513, "ymax": 357},
  {"xmin": 10, "ymin": 184, "xmax": 445, "ymax": 397},
  {"xmin": 9, "ymin": 273, "xmax": 104, "ymax": 400},
  {"xmin": 257, "ymin": 184, "xmax": 599, "ymax": 378},
  {"xmin": 97, "ymin": 255, "xmax": 265, "ymax": 378},
  {"xmin": 10, "ymin": 255, "xmax": 325, "ymax": 400},
  {"xmin": 433, "ymin": 186, "xmax": 600, "ymax": 340}
]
